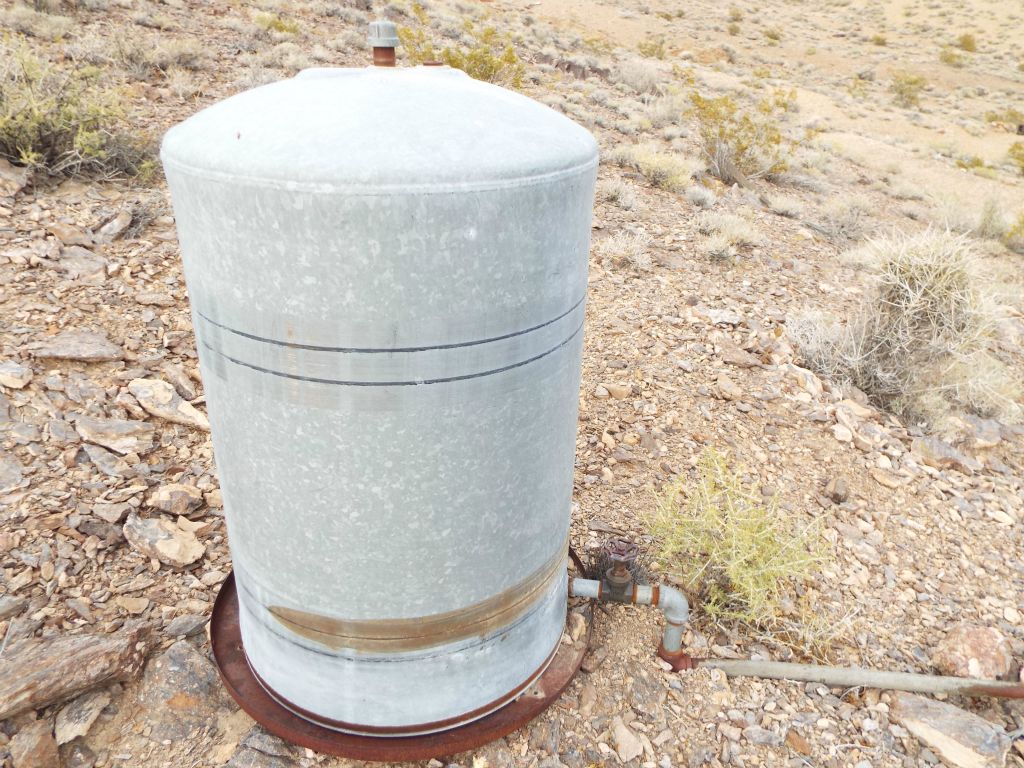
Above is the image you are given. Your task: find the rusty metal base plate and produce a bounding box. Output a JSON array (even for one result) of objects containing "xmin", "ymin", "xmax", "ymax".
[{"xmin": 210, "ymin": 572, "xmax": 591, "ymax": 761}]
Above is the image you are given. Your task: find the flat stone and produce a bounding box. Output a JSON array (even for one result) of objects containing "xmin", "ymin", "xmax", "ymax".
[
  {"xmin": 25, "ymin": 331, "xmax": 122, "ymax": 362},
  {"xmin": 825, "ymin": 475, "xmax": 849, "ymax": 503},
  {"xmin": 165, "ymin": 614, "xmax": 208, "ymax": 638},
  {"xmin": 9, "ymin": 718, "xmax": 59, "ymax": 768},
  {"xmin": 83, "ymin": 444, "xmax": 133, "ymax": 478},
  {"xmin": 147, "ymin": 483, "xmax": 204, "ymax": 516},
  {"xmin": 743, "ymin": 725, "xmax": 782, "ymax": 746},
  {"xmin": 95, "ymin": 210, "xmax": 133, "ymax": 242},
  {"xmin": 55, "ymin": 690, "xmax": 110, "ymax": 745},
  {"xmin": 706, "ymin": 308, "xmax": 742, "ymax": 325},
  {"xmin": 135, "ymin": 292, "xmax": 176, "ymax": 307},
  {"xmin": 123, "ymin": 513, "xmax": 205, "ymax": 568},
  {"xmin": 611, "ymin": 716, "xmax": 644, "ymax": 762},
  {"xmin": 0, "ymin": 360, "xmax": 33, "ymax": 389},
  {"xmin": 128, "ymin": 378, "xmax": 209, "ymax": 430},
  {"xmin": 0, "ymin": 157, "xmax": 31, "ymax": 197},
  {"xmin": 890, "ymin": 691, "xmax": 1010, "ymax": 768},
  {"xmin": 0, "ymin": 595, "xmax": 28, "ymax": 621},
  {"xmin": 0, "ymin": 450, "xmax": 25, "ymax": 492},
  {"xmin": 932, "ymin": 625, "xmax": 1012, "ymax": 680},
  {"xmin": 629, "ymin": 673, "xmax": 667, "ymax": 721},
  {"xmin": 74, "ymin": 415, "xmax": 156, "ymax": 455},
  {"xmin": 604, "ymin": 383, "xmax": 631, "ymax": 399},
  {"xmin": 716, "ymin": 373, "xmax": 742, "ymax": 401},
  {"xmin": 115, "ymin": 596, "xmax": 150, "ymax": 615},
  {"xmin": 59, "ymin": 246, "xmax": 106, "ymax": 280},
  {"xmin": 46, "ymin": 221, "xmax": 94, "ymax": 246},
  {"xmin": 137, "ymin": 640, "xmax": 233, "ymax": 741},
  {"xmin": 912, "ymin": 436, "xmax": 981, "ymax": 475},
  {"xmin": 93, "ymin": 502, "xmax": 132, "ymax": 524}
]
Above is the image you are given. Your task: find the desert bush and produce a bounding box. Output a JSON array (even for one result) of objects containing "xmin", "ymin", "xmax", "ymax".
[
  {"xmin": 253, "ymin": 11, "xmax": 300, "ymax": 34},
  {"xmin": 1005, "ymin": 213, "xmax": 1024, "ymax": 253},
  {"xmin": 645, "ymin": 93, "xmax": 685, "ymax": 128},
  {"xmin": 615, "ymin": 58, "xmax": 663, "ymax": 95},
  {"xmin": 0, "ymin": 38, "xmax": 151, "ymax": 178},
  {"xmin": 764, "ymin": 27, "xmax": 782, "ymax": 42},
  {"xmin": 697, "ymin": 211, "xmax": 761, "ymax": 246},
  {"xmin": 595, "ymin": 178, "xmax": 638, "ymax": 210},
  {"xmin": 685, "ymin": 184, "xmax": 717, "ymax": 209},
  {"xmin": 638, "ymin": 37, "xmax": 666, "ymax": 59},
  {"xmin": 870, "ymin": 33, "xmax": 887, "ymax": 46},
  {"xmin": 889, "ymin": 71, "xmax": 926, "ymax": 107},
  {"xmin": 728, "ymin": 6, "xmax": 743, "ymax": 21},
  {"xmin": 689, "ymin": 88, "xmax": 797, "ymax": 183},
  {"xmin": 791, "ymin": 230, "xmax": 1021, "ymax": 424},
  {"xmin": 1009, "ymin": 142, "xmax": 1024, "ymax": 176},
  {"xmin": 768, "ymin": 194, "xmax": 803, "ymax": 218},
  {"xmin": 398, "ymin": 4, "xmax": 524, "ymax": 88},
  {"xmin": 727, "ymin": 22, "xmax": 740, "ymax": 36},
  {"xmin": 956, "ymin": 32, "xmax": 977, "ymax": 52},
  {"xmin": 813, "ymin": 196, "xmax": 872, "ymax": 241},
  {"xmin": 109, "ymin": 36, "xmax": 206, "ymax": 79},
  {"xmin": 609, "ymin": 144, "xmax": 699, "ymax": 192},
  {"xmin": 0, "ymin": 4, "xmax": 73, "ymax": 40},
  {"xmin": 939, "ymin": 47, "xmax": 965, "ymax": 67},
  {"xmin": 594, "ymin": 230, "xmax": 652, "ymax": 270},
  {"xmin": 649, "ymin": 449, "xmax": 823, "ymax": 628}
]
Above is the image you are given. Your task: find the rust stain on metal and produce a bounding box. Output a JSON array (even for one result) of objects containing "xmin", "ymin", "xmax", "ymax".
[
  {"xmin": 268, "ymin": 542, "xmax": 568, "ymax": 652},
  {"xmin": 372, "ymin": 47, "xmax": 396, "ymax": 67},
  {"xmin": 210, "ymin": 572, "xmax": 592, "ymax": 760},
  {"xmin": 651, "ymin": 584, "xmax": 661, "ymax": 606}
]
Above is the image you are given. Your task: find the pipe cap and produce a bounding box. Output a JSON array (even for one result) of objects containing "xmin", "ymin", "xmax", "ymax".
[{"xmin": 368, "ymin": 20, "xmax": 399, "ymax": 48}]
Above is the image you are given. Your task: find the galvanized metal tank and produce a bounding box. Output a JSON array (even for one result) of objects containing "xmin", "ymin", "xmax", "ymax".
[{"xmin": 160, "ymin": 66, "xmax": 597, "ymax": 734}]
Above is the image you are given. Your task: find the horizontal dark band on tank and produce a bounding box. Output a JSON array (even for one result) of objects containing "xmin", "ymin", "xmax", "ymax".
[
  {"xmin": 201, "ymin": 322, "xmax": 583, "ymax": 386},
  {"xmin": 197, "ymin": 295, "xmax": 586, "ymax": 353}
]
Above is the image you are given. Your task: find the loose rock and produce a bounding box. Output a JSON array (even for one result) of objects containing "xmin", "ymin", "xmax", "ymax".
[
  {"xmin": 74, "ymin": 415, "xmax": 156, "ymax": 455},
  {"xmin": 55, "ymin": 690, "xmax": 111, "ymax": 745},
  {"xmin": 912, "ymin": 436, "xmax": 981, "ymax": 475},
  {"xmin": 611, "ymin": 716, "xmax": 644, "ymax": 762},
  {"xmin": 147, "ymin": 483, "xmax": 204, "ymax": 516},
  {"xmin": 9, "ymin": 719, "xmax": 59, "ymax": 768},
  {"xmin": 0, "ymin": 360, "xmax": 33, "ymax": 389},
  {"xmin": 128, "ymin": 378, "xmax": 210, "ymax": 430},
  {"xmin": 932, "ymin": 625, "xmax": 1013, "ymax": 680},
  {"xmin": 25, "ymin": 331, "xmax": 122, "ymax": 362},
  {"xmin": 890, "ymin": 691, "xmax": 1010, "ymax": 768},
  {"xmin": 123, "ymin": 512, "xmax": 205, "ymax": 568}
]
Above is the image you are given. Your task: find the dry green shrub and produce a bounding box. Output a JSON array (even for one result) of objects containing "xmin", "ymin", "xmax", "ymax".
[
  {"xmin": 254, "ymin": 11, "xmax": 300, "ymax": 34},
  {"xmin": 727, "ymin": 21, "xmax": 740, "ymax": 36},
  {"xmin": 398, "ymin": 4, "xmax": 524, "ymax": 88},
  {"xmin": 638, "ymin": 37, "xmax": 667, "ymax": 59},
  {"xmin": 649, "ymin": 449, "xmax": 824, "ymax": 629},
  {"xmin": 689, "ymin": 88, "xmax": 797, "ymax": 184},
  {"xmin": 889, "ymin": 71, "xmax": 926, "ymax": 108},
  {"xmin": 594, "ymin": 230, "xmax": 652, "ymax": 270},
  {"xmin": 0, "ymin": 4, "xmax": 73, "ymax": 40},
  {"xmin": 813, "ymin": 196, "xmax": 872, "ymax": 242},
  {"xmin": 609, "ymin": 144, "xmax": 699, "ymax": 192},
  {"xmin": 0, "ymin": 38, "xmax": 152, "ymax": 178},
  {"xmin": 685, "ymin": 184, "xmax": 717, "ymax": 209},
  {"xmin": 1009, "ymin": 142, "xmax": 1024, "ymax": 176},
  {"xmin": 615, "ymin": 58, "xmax": 663, "ymax": 95},
  {"xmin": 764, "ymin": 27, "xmax": 782, "ymax": 42},
  {"xmin": 697, "ymin": 211, "xmax": 761, "ymax": 246},
  {"xmin": 1005, "ymin": 213, "xmax": 1024, "ymax": 253},
  {"xmin": 939, "ymin": 47, "xmax": 965, "ymax": 67},
  {"xmin": 768, "ymin": 194, "xmax": 803, "ymax": 218},
  {"xmin": 956, "ymin": 32, "xmax": 977, "ymax": 52},
  {"xmin": 109, "ymin": 36, "xmax": 206, "ymax": 79},
  {"xmin": 791, "ymin": 230, "xmax": 1021, "ymax": 424},
  {"xmin": 870, "ymin": 33, "xmax": 887, "ymax": 46}
]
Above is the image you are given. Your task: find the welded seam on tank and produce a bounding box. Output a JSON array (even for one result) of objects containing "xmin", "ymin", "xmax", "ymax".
[
  {"xmin": 160, "ymin": 154, "xmax": 598, "ymax": 194},
  {"xmin": 198, "ymin": 322, "xmax": 584, "ymax": 386},
  {"xmin": 195, "ymin": 294, "xmax": 586, "ymax": 353}
]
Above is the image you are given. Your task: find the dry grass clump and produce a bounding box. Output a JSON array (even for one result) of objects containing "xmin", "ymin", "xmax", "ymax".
[
  {"xmin": 0, "ymin": 4, "xmax": 73, "ymax": 40},
  {"xmin": 610, "ymin": 144, "xmax": 699, "ymax": 193},
  {"xmin": 697, "ymin": 211, "xmax": 761, "ymax": 246},
  {"xmin": 939, "ymin": 47, "xmax": 965, "ymax": 67},
  {"xmin": 109, "ymin": 36, "xmax": 206, "ymax": 79},
  {"xmin": 813, "ymin": 196, "xmax": 872, "ymax": 242},
  {"xmin": 649, "ymin": 449, "xmax": 824, "ymax": 631},
  {"xmin": 0, "ymin": 38, "xmax": 152, "ymax": 179},
  {"xmin": 689, "ymin": 88, "xmax": 797, "ymax": 184},
  {"xmin": 253, "ymin": 11, "xmax": 301, "ymax": 35},
  {"xmin": 955, "ymin": 32, "xmax": 977, "ymax": 52},
  {"xmin": 768, "ymin": 194, "xmax": 803, "ymax": 218},
  {"xmin": 398, "ymin": 4, "xmax": 524, "ymax": 88},
  {"xmin": 685, "ymin": 184, "xmax": 717, "ymax": 210},
  {"xmin": 595, "ymin": 178, "xmax": 639, "ymax": 210},
  {"xmin": 615, "ymin": 58, "xmax": 663, "ymax": 96},
  {"xmin": 791, "ymin": 230, "xmax": 1021, "ymax": 425},
  {"xmin": 889, "ymin": 71, "xmax": 926, "ymax": 108},
  {"xmin": 594, "ymin": 230, "xmax": 652, "ymax": 271},
  {"xmin": 1009, "ymin": 142, "xmax": 1024, "ymax": 176}
]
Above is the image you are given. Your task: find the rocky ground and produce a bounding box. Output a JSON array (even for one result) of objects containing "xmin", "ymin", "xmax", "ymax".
[{"xmin": 1, "ymin": 0, "xmax": 1023, "ymax": 766}]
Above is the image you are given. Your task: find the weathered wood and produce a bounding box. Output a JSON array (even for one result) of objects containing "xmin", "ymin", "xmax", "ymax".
[{"xmin": 0, "ymin": 621, "xmax": 156, "ymax": 721}]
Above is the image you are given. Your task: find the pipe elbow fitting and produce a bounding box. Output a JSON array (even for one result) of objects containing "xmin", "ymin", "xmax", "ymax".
[{"xmin": 657, "ymin": 585, "xmax": 690, "ymax": 626}]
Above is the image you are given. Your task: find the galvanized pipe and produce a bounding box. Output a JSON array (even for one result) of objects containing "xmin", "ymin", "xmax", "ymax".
[
  {"xmin": 700, "ymin": 659, "xmax": 1024, "ymax": 699},
  {"xmin": 569, "ymin": 577, "xmax": 690, "ymax": 655}
]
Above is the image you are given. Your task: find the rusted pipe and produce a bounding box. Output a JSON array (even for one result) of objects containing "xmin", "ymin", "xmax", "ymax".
[
  {"xmin": 569, "ymin": 577, "xmax": 691, "ymax": 668},
  {"xmin": 368, "ymin": 20, "xmax": 398, "ymax": 67}
]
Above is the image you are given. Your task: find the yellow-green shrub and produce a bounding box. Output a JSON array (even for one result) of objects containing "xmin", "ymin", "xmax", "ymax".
[
  {"xmin": 889, "ymin": 71, "xmax": 926, "ymax": 107},
  {"xmin": 0, "ymin": 38, "xmax": 151, "ymax": 178},
  {"xmin": 689, "ymin": 88, "xmax": 796, "ymax": 183},
  {"xmin": 956, "ymin": 32, "xmax": 977, "ymax": 52},
  {"xmin": 1009, "ymin": 142, "xmax": 1024, "ymax": 175},
  {"xmin": 398, "ymin": 4, "xmax": 524, "ymax": 88}
]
